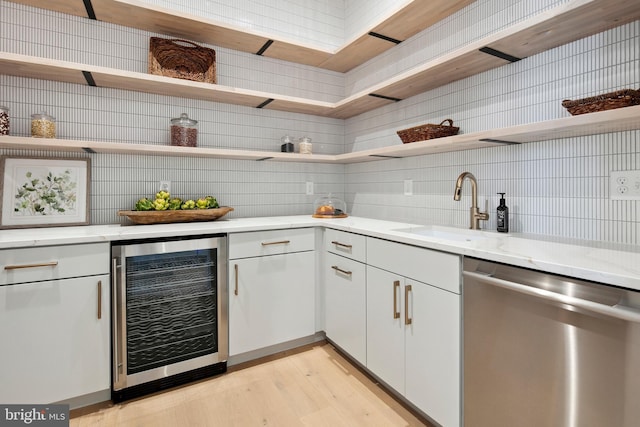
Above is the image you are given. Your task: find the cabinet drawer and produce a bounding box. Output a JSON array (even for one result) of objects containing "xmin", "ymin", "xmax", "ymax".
[
  {"xmin": 367, "ymin": 237, "xmax": 461, "ymax": 294},
  {"xmin": 1, "ymin": 243, "xmax": 110, "ymax": 286},
  {"xmin": 228, "ymin": 228, "xmax": 314, "ymax": 259},
  {"xmin": 325, "ymin": 252, "xmax": 367, "ymax": 365},
  {"xmin": 324, "ymin": 229, "xmax": 366, "ymax": 262}
]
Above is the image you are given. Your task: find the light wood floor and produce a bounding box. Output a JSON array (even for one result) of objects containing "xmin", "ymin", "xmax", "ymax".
[{"xmin": 71, "ymin": 343, "xmax": 432, "ymax": 426}]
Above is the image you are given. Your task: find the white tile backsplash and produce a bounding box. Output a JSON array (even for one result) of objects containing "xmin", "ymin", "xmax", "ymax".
[{"xmin": 1, "ymin": 2, "xmax": 638, "ymax": 245}]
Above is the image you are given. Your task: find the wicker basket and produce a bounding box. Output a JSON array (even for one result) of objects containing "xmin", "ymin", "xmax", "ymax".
[
  {"xmin": 562, "ymin": 89, "xmax": 640, "ymax": 116},
  {"xmin": 397, "ymin": 119, "xmax": 459, "ymax": 143},
  {"xmin": 149, "ymin": 37, "xmax": 217, "ymax": 84}
]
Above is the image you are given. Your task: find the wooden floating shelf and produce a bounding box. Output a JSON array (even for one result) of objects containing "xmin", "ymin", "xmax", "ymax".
[
  {"xmin": 0, "ymin": 136, "xmax": 337, "ymax": 163},
  {"xmin": 2, "ymin": 0, "xmax": 639, "ymax": 164},
  {"xmin": 0, "ymin": 53, "xmax": 335, "ymax": 117},
  {"xmin": 3, "ymin": 0, "xmax": 639, "ymax": 120},
  {"xmin": 3, "ymin": 106, "xmax": 639, "ymax": 164},
  {"xmin": 8, "ymin": 0, "xmax": 474, "ymax": 73}
]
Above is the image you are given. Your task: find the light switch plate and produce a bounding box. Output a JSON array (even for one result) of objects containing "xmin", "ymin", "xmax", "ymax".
[
  {"xmin": 404, "ymin": 179, "xmax": 413, "ymax": 196},
  {"xmin": 306, "ymin": 181, "xmax": 314, "ymax": 195},
  {"xmin": 611, "ymin": 170, "xmax": 640, "ymax": 200}
]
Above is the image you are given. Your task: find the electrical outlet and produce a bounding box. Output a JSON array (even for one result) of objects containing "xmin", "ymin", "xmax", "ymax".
[
  {"xmin": 611, "ymin": 171, "xmax": 640, "ymax": 200},
  {"xmin": 404, "ymin": 179, "xmax": 413, "ymax": 196},
  {"xmin": 306, "ymin": 181, "xmax": 314, "ymax": 195},
  {"xmin": 159, "ymin": 180, "xmax": 171, "ymax": 193}
]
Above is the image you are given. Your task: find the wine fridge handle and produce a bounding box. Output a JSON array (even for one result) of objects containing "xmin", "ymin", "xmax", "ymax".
[{"xmin": 112, "ymin": 257, "xmax": 126, "ymax": 390}]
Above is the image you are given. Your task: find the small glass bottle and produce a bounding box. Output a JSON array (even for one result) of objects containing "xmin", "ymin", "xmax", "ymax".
[
  {"xmin": 0, "ymin": 106, "xmax": 9, "ymax": 136},
  {"xmin": 31, "ymin": 111, "xmax": 56, "ymax": 138},
  {"xmin": 170, "ymin": 113, "xmax": 198, "ymax": 147}
]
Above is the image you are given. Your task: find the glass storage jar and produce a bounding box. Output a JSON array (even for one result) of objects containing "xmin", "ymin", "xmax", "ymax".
[
  {"xmin": 31, "ymin": 111, "xmax": 56, "ymax": 138},
  {"xmin": 170, "ymin": 113, "xmax": 198, "ymax": 147},
  {"xmin": 298, "ymin": 136, "xmax": 312, "ymax": 154},
  {"xmin": 0, "ymin": 106, "xmax": 8, "ymax": 135},
  {"xmin": 313, "ymin": 193, "xmax": 347, "ymax": 218},
  {"xmin": 280, "ymin": 135, "xmax": 295, "ymax": 152}
]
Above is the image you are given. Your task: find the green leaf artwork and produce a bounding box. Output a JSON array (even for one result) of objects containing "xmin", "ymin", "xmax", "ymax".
[{"xmin": 13, "ymin": 168, "xmax": 78, "ymax": 215}]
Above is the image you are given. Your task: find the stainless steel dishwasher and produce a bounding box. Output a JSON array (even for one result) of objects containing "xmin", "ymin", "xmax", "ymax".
[{"xmin": 463, "ymin": 258, "xmax": 640, "ymax": 427}]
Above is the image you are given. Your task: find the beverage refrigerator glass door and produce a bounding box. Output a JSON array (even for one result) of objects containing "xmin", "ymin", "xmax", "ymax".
[{"xmin": 111, "ymin": 235, "xmax": 228, "ymax": 401}]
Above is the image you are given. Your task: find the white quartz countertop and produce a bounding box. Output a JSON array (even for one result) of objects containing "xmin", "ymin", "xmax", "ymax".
[{"xmin": 1, "ymin": 215, "xmax": 639, "ymax": 291}]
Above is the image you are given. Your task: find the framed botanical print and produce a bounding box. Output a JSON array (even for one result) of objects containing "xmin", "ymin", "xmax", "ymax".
[{"xmin": 0, "ymin": 156, "xmax": 90, "ymax": 228}]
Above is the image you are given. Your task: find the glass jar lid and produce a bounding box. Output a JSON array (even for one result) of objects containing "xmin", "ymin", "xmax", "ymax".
[
  {"xmin": 171, "ymin": 112, "xmax": 197, "ymax": 127},
  {"xmin": 31, "ymin": 111, "xmax": 55, "ymax": 121}
]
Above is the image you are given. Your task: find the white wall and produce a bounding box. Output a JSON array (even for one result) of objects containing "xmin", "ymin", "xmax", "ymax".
[
  {"xmin": 142, "ymin": 0, "xmax": 345, "ymax": 51},
  {"xmin": 0, "ymin": 1, "xmax": 638, "ymax": 245}
]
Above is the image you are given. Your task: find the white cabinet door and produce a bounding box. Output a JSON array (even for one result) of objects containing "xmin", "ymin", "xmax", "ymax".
[
  {"xmin": 366, "ymin": 266, "xmax": 405, "ymax": 392},
  {"xmin": 405, "ymin": 278, "xmax": 460, "ymax": 427},
  {"xmin": 366, "ymin": 236, "xmax": 461, "ymax": 427},
  {"xmin": 229, "ymin": 251, "xmax": 315, "ymax": 356},
  {"xmin": 0, "ymin": 274, "xmax": 110, "ymax": 404},
  {"xmin": 325, "ymin": 252, "xmax": 367, "ymax": 365}
]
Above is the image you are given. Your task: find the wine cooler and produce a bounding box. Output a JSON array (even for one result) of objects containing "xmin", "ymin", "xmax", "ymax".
[{"xmin": 111, "ymin": 234, "xmax": 228, "ymax": 401}]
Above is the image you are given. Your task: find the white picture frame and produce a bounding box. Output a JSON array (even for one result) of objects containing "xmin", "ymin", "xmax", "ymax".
[{"xmin": 0, "ymin": 156, "xmax": 90, "ymax": 228}]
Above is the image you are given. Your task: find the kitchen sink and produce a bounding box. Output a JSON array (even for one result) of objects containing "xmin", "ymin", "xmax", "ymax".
[{"xmin": 392, "ymin": 225, "xmax": 500, "ymax": 242}]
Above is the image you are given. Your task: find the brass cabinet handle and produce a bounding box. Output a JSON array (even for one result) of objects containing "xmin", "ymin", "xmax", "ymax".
[
  {"xmin": 331, "ymin": 265, "xmax": 352, "ymax": 276},
  {"xmin": 4, "ymin": 261, "xmax": 58, "ymax": 270},
  {"xmin": 393, "ymin": 280, "xmax": 400, "ymax": 319},
  {"xmin": 97, "ymin": 280, "xmax": 102, "ymax": 319},
  {"xmin": 331, "ymin": 240, "xmax": 352, "ymax": 249},
  {"xmin": 261, "ymin": 240, "xmax": 290, "ymax": 246},
  {"xmin": 234, "ymin": 264, "xmax": 239, "ymax": 295},
  {"xmin": 405, "ymin": 284, "xmax": 412, "ymax": 325}
]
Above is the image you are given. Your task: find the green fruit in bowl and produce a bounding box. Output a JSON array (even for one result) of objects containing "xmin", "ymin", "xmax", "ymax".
[{"xmin": 134, "ymin": 197, "xmax": 154, "ymax": 211}]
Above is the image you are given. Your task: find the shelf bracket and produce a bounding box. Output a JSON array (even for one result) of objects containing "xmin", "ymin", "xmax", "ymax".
[
  {"xmin": 479, "ymin": 138, "xmax": 521, "ymax": 145},
  {"xmin": 256, "ymin": 157, "xmax": 274, "ymax": 161},
  {"xmin": 479, "ymin": 47, "xmax": 521, "ymax": 63},
  {"xmin": 256, "ymin": 40, "xmax": 274, "ymax": 56},
  {"xmin": 82, "ymin": 71, "xmax": 96, "ymax": 86},
  {"xmin": 368, "ymin": 93, "xmax": 402, "ymax": 102},
  {"xmin": 368, "ymin": 32, "xmax": 402, "ymax": 45},
  {"xmin": 82, "ymin": 0, "xmax": 97, "ymax": 20},
  {"xmin": 82, "ymin": 147, "xmax": 96, "ymax": 153},
  {"xmin": 256, "ymin": 98, "xmax": 274, "ymax": 109}
]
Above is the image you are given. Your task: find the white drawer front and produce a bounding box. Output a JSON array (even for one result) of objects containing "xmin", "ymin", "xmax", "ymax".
[
  {"xmin": 367, "ymin": 237, "xmax": 461, "ymax": 294},
  {"xmin": 228, "ymin": 228, "xmax": 314, "ymax": 259},
  {"xmin": 324, "ymin": 229, "xmax": 366, "ymax": 263},
  {"xmin": 1, "ymin": 243, "xmax": 110, "ymax": 285}
]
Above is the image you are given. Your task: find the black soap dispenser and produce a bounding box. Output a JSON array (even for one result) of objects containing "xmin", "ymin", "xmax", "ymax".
[{"xmin": 497, "ymin": 193, "xmax": 509, "ymax": 233}]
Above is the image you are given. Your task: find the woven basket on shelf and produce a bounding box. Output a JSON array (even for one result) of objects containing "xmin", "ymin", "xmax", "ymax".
[
  {"xmin": 148, "ymin": 37, "xmax": 217, "ymax": 84},
  {"xmin": 397, "ymin": 119, "xmax": 459, "ymax": 143},
  {"xmin": 562, "ymin": 89, "xmax": 640, "ymax": 115}
]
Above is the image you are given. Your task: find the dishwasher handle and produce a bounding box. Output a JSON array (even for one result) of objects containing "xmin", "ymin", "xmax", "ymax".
[{"xmin": 464, "ymin": 270, "xmax": 640, "ymax": 323}]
